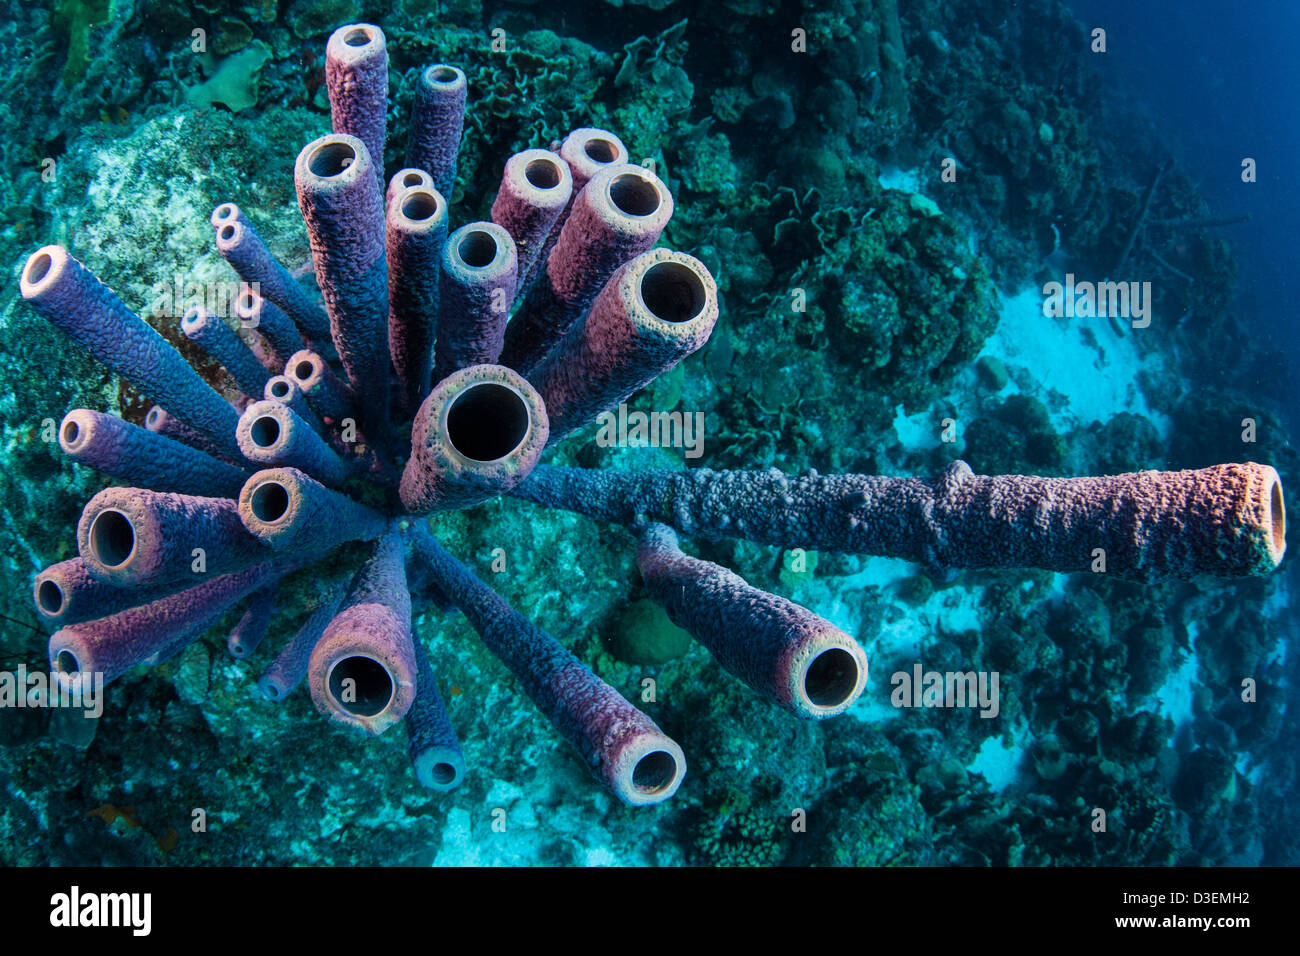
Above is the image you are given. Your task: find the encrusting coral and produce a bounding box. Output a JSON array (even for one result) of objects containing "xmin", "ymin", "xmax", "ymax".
[{"xmin": 18, "ymin": 24, "xmax": 1288, "ymax": 808}]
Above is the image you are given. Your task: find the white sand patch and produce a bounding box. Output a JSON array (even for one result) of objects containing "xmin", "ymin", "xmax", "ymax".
[
  {"xmin": 982, "ymin": 286, "xmax": 1173, "ymax": 438},
  {"xmin": 968, "ymin": 724, "xmax": 1033, "ymax": 792}
]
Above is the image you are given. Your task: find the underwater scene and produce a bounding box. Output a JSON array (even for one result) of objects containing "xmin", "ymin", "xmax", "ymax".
[{"xmin": 0, "ymin": 0, "xmax": 1295, "ymax": 871}]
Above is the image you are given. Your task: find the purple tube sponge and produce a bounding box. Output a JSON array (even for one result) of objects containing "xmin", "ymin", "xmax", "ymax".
[
  {"xmin": 20, "ymin": 246, "xmax": 242, "ymax": 458},
  {"xmin": 399, "ymin": 365, "xmax": 549, "ymax": 514},
  {"xmin": 308, "ymin": 532, "xmax": 418, "ymax": 735},
  {"xmin": 181, "ymin": 303, "xmax": 271, "ymax": 398},
  {"xmin": 286, "ymin": 349, "xmax": 354, "ymax": 422},
  {"xmin": 34, "ymin": 558, "xmax": 180, "ymax": 628},
  {"xmin": 264, "ymin": 375, "xmax": 325, "ymax": 434},
  {"xmin": 259, "ymin": 587, "xmax": 344, "ymax": 701},
  {"xmin": 228, "ymin": 583, "xmax": 278, "ymax": 659},
  {"xmin": 527, "ymin": 249, "xmax": 718, "ymax": 442},
  {"xmin": 326, "ymin": 23, "xmax": 389, "ymax": 190},
  {"xmin": 238, "ymin": 467, "xmax": 387, "ymax": 552},
  {"xmin": 294, "ymin": 133, "xmax": 391, "ymax": 443},
  {"xmin": 49, "ymin": 557, "xmax": 306, "ymax": 687},
  {"xmin": 637, "ymin": 523, "xmax": 868, "ymax": 718},
  {"xmin": 515, "ymin": 461, "xmax": 1288, "ymax": 580},
  {"xmin": 415, "ymin": 531, "xmax": 685, "ymax": 805},
  {"xmin": 60, "ymin": 409, "xmax": 249, "ymax": 499},
  {"xmin": 77, "ymin": 487, "xmax": 271, "ymax": 588},
  {"xmin": 406, "ymin": 64, "xmax": 466, "ymax": 198},
  {"xmin": 386, "ymin": 168, "xmax": 434, "ymax": 207},
  {"xmin": 236, "ymin": 400, "xmax": 351, "ymax": 487},
  {"xmin": 433, "ymin": 222, "xmax": 517, "ymax": 382},
  {"xmin": 501, "ymin": 164, "xmax": 674, "ymax": 373},
  {"xmin": 490, "ymin": 149, "xmax": 573, "ymax": 301},
  {"xmin": 145, "ymin": 406, "xmax": 235, "ymax": 464},
  {"xmin": 406, "ymin": 638, "xmax": 465, "ymax": 791},
  {"xmin": 211, "ymin": 203, "xmax": 332, "ymax": 346},
  {"xmin": 386, "ymin": 185, "xmax": 448, "ymax": 416},
  {"xmin": 234, "ymin": 288, "xmax": 307, "ymax": 363}
]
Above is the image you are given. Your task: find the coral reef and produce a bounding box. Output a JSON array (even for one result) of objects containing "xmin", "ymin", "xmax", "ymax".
[{"xmin": 0, "ymin": 0, "xmax": 1292, "ymax": 867}]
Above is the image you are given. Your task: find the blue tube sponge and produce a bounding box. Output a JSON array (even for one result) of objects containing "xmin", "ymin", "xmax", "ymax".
[
  {"xmin": 236, "ymin": 400, "xmax": 351, "ymax": 487},
  {"xmin": 211, "ymin": 203, "xmax": 332, "ymax": 346},
  {"xmin": 234, "ymin": 288, "xmax": 307, "ymax": 364},
  {"xmin": 259, "ymin": 586, "xmax": 344, "ymax": 701},
  {"xmin": 227, "ymin": 583, "xmax": 279, "ymax": 659},
  {"xmin": 406, "ymin": 64, "xmax": 466, "ymax": 198},
  {"xmin": 294, "ymin": 134, "xmax": 390, "ymax": 444},
  {"xmin": 326, "ymin": 23, "xmax": 389, "ymax": 192},
  {"xmin": 20, "ymin": 246, "xmax": 242, "ymax": 459},
  {"xmin": 414, "ymin": 531, "xmax": 686, "ymax": 806},
  {"xmin": 59, "ymin": 409, "xmax": 249, "ymax": 499},
  {"xmin": 433, "ymin": 222, "xmax": 517, "ymax": 382},
  {"xmin": 238, "ymin": 467, "xmax": 388, "ymax": 552},
  {"xmin": 406, "ymin": 638, "xmax": 465, "ymax": 791},
  {"xmin": 181, "ymin": 303, "xmax": 271, "ymax": 398},
  {"xmin": 386, "ymin": 185, "xmax": 448, "ymax": 416}
]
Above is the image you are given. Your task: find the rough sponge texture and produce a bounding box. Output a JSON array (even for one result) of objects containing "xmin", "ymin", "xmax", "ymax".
[
  {"xmin": 637, "ymin": 524, "xmax": 866, "ymax": 717},
  {"xmin": 294, "ymin": 133, "xmax": 390, "ymax": 443},
  {"xmin": 21, "ymin": 246, "xmax": 242, "ymax": 458},
  {"xmin": 406, "ymin": 637, "xmax": 465, "ymax": 791},
  {"xmin": 526, "ymin": 249, "xmax": 717, "ymax": 441},
  {"xmin": 49, "ymin": 557, "xmax": 305, "ymax": 685},
  {"xmin": 77, "ymin": 487, "xmax": 271, "ymax": 587},
  {"xmin": 386, "ymin": 185, "xmax": 448, "ymax": 416},
  {"xmin": 517, "ymin": 461, "xmax": 1286, "ymax": 580},
  {"xmin": 406, "ymin": 64, "xmax": 466, "ymax": 198},
  {"xmin": 308, "ymin": 532, "xmax": 417, "ymax": 735},
  {"xmin": 238, "ymin": 466, "xmax": 387, "ymax": 553},
  {"xmin": 434, "ymin": 222, "xmax": 517, "ymax": 381},
  {"xmin": 60, "ymin": 409, "xmax": 249, "ymax": 499},
  {"xmin": 326, "ymin": 23, "xmax": 388, "ymax": 192}
]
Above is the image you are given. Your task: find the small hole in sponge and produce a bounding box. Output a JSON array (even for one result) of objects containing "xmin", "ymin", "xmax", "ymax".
[
  {"xmin": 89, "ymin": 509, "xmax": 135, "ymax": 569},
  {"xmin": 37, "ymin": 580, "xmax": 65, "ymax": 614},
  {"xmin": 584, "ymin": 138, "xmax": 619, "ymax": 163},
  {"xmin": 631, "ymin": 751, "xmax": 677, "ymax": 794},
  {"xmin": 250, "ymin": 416, "xmax": 282, "ymax": 448},
  {"xmin": 445, "ymin": 382, "xmax": 529, "ymax": 462},
  {"xmin": 640, "ymin": 261, "xmax": 706, "ymax": 324},
  {"xmin": 524, "ymin": 158, "xmax": 561, "ymax": 189}
]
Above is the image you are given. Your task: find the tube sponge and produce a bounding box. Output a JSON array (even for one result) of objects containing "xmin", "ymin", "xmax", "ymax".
[
  {"xmin": 49, "ymin": 557, "xmax": 307, "ymax": 687},
  {"xmin": 636, "ymin": 523, "xmax": 868, "ymax": 718},
  {"xmin": 238, "ymin": 467, "xmax": 388, "ymax": 553},
  {"xmin": 259, "ymin": 586, "xmax": 344, "ymax": 701},
  {"xmin": 264, "ymin": 375, "xmax": 325, "ymax": 435},
  {"xmin": 386, "ymin": 185, "xmax": 448, "ymax": 416},
  {"xmin": 307, "ymin": 532, "xmax": 418, "ymax": 735},
  {"xmin": 414, "ymin": 531, "xmax": 685, "ymax": 805},
  {"xmin": 406, "ymin": 638, "xmax": 465, "ymax": 791},
  {"xmin": 490, "ymin": 148, "xmax": 573, "ymax": 301},
  {"xmin": 59, "ymin": 409, "xmax": 249, "ymax": 499},
  {"xmin": 386, "ymin": 167, "xmax": 434, "ymax": 207},
  {"xmin": 399, "ymin": 365, "xmax": 549, "ymax": 514},
  {"xmin": 433, "ymin": 222, "xmax": 517, "ymax": 382},
  {"xmin": 236, "ymin": 399, "xmax": 351, "ymax": 487},
  {"xmin": 501, "ymin": 164, "xmax": 674, "ymax": 373},
  {"xmin": 294, "ymin": 133, "xmax": 390, "ymax": 443},
  {"xmin": 406, "ymin": 64, "xmax": 466, "ymax": 198},
  {"xmin": 77, "ymin": 487, "xmax": 271, "ymax": 587},
  {"xmin": 234, "ymin": 288, "xmax": 307, "ymax": 364},
  {"xmin": 34, "ymin": 558, "xmax": 176, "ymax": 628},
  {"xmin": 325, "ymin": 23, "xmax": 389, "ymax": 191},
  {"xmin": 211, "ymin": 203, "xmax": 332, "ymax": 346},
  {"xmin": 228, "ymin": 583, "xmax": 278, "ymax": 659},
  {"xmin": 20, "ymin": 246, "xmax": 242, "ymax": 458},
  {"xmin": 515, "ymin": 461, "xmax": 1288, "ymax": 580},
  {"xmin": 527, "ymin": 249, "xmax": 718, "ymax": 441},
  {"xmin": 181, "ymin": 303, "xmax": 271, "ymax": 398},
  {"xmin": 286, "ymin": 349, "xmax": 353, "ymax": 421}
]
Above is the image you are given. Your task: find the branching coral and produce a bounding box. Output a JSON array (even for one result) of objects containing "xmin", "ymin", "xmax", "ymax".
[{"xmin": 19, "ymin": 24, "xmax": 1288, "ymax": 809}]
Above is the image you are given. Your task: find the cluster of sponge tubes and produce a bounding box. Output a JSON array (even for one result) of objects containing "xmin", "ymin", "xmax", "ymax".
[{"xmin": 19, "ymin": 23, "xmax": 1288, "ymax": 807}]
